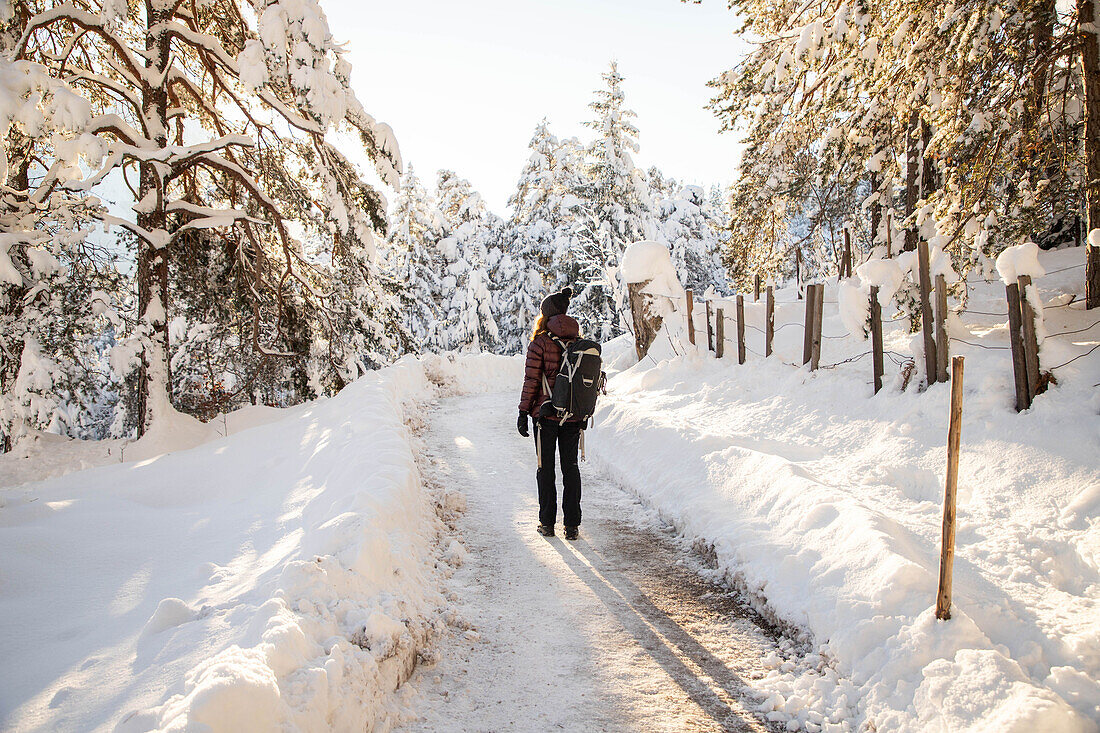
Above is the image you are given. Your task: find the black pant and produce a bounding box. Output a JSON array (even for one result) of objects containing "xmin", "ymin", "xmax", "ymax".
[{"xmin": 534, "ymin": 418, "xmax": 582, "ymax": 527}]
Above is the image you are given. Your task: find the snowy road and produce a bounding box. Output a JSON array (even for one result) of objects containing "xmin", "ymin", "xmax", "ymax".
[{"xmin": 396, "ymin": 391, "xmax": 782, "ymax": 732}]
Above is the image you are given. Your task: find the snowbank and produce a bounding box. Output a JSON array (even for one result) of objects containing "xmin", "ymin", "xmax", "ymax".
[
  {"xmin": 0, "ymin": 404, "xmax": 305, "ymax": 492},
  {"xmin": 591, "ymin": 247, "xmax": 1100, "ymax": 732},
  {"xmin": 0, "ymin": 352, "xmax": 521, "ymax": 733}
]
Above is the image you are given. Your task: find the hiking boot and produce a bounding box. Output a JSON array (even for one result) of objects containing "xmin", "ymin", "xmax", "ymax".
[
  {"xmin": 564, "ymin": 525, "xmax": 579, "ymax": 541},
  {"xmin": 536, "ymin": 524, "xmax": 555, "ymax": 537}
]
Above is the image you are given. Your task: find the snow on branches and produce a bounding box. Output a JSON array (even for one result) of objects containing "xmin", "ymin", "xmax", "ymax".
[
  {"xmin": 13, "ymin": 0, "xmax": 404, "ymax": 433},
  {"xmin": 710, "ymin": 0, "xmax": 1085, "ymax": 300}
]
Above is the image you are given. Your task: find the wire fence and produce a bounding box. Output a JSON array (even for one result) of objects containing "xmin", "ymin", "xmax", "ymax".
[{"xmin": 643, "ymin": 273, "xmax": 1098, "ymax": 394}]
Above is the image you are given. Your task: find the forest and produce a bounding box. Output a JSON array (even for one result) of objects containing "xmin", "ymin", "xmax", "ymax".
[{"xmin": 2, "ymin": 0, "xmax": 1098, "ymax": 448}]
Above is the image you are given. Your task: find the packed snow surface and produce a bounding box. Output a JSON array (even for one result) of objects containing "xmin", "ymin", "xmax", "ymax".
[{"xmin": 392, "ymin": 391, "xmax": 781, "ymax": 732}]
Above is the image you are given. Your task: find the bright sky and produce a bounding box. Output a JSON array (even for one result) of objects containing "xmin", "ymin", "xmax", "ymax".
[{"xmin": 323, "ymin": 0, "xmax": 749, "ymax": 213}]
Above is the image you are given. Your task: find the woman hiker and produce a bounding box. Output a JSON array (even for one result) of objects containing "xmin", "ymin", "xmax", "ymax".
[{"xmin": 517, "ymin": 286, "xmax": 584, "ymax": 540}]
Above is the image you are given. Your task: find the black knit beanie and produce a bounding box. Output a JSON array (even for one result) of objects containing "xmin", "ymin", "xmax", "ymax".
[{"xmin": 540, "ymin": 286, "xmax": 573, "ymax": 318}]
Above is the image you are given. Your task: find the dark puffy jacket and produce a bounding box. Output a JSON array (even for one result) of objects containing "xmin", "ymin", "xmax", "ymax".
[{"xmin": 519, "ymin": 314, "xmax": 580, "ymax": 419}]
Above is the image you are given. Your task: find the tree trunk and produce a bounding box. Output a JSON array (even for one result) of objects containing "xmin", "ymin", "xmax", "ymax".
[
  {"xmin": 627, "ymin": 280, "xmax": 663, "ymax": 361},
  {"xmin": 920, "ymin": 120, "xmax": 936, "ymax": 199},
  {"xmin": 1, "ymin": 128, "xmax": 33, "ymax": 450},
  {"xmin": 870, "ymin": 170, "xmax": 882, "ymax": 249},
  {"xmin": 904, "ymin": 111, "xmax": 920, "ymax": 252},
  {"xmin": 1026, "ymin": 0, "xmax": 1055, "ymax": 174},
  {"xmin": 1081, "ymin": 0, "xmax": 1100, "ymax": 308},
  {"xmin": 136, "ymin": 0, "xmax": 173, "ymax": 434},
  {"xmin": 1007, "ymin": 0, "xmax": 1055, "ymax": 211}
]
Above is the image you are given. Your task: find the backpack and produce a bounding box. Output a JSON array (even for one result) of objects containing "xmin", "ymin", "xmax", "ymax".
[{"xmin": 540, "ymin": 337, "xmax": 606, "ymax": 423}]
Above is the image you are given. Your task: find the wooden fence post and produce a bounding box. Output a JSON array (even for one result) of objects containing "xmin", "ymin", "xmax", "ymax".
[
  {"xmin": 765, "ymin": 285, "xmax": 775, "ymax": 358},
  {"xmin": 871, "ymin": 285, "xmax": 884, "ymax": 394},
  {"xmin": 917, "ymin": 241, "xmax": 938, "ymax": 387},
  {"xmin": 936, "ymin": 355, "xmax": 965, "ymax": 621},
  {"xmin": 796, "ymin": 249, "xmax": 804, "ymax": 300},
  {"xmin": 803, "ymin": 282, "xmax": 816, "ymax": 365},
  {"xmin": 706, "ymin": 300, "xmax": 714, "ymax": 353},
  {"xmin": 1005, "ymin": 282, "xmax": 1031, "ymax": 411},
  {"xmin": 842, "ymin": 228, "xmax": 852, "ymax": 279},
  {"xmin": 811, "ymin": 283, "xmax": 824, "ymax": 370},
  {"xmin": 935, "ymin": 274, "xmax": 950, "ymax": 383},
  {"xmin": 736, "ymin": 294, "xmax": 746, "ymax": 365},
  {"xmin": 1018, "ymin": 275, "xmax": 1040, "ymax": 399},
  {"xmin": 754, "ymin": 273, "xmax": 761, "ymax": 302},
  {"xmin": 686, "ymin": 288, "xmax": 696, "ymax": 346},
  {"xmin": 715, "ymin": 308, "xmax": 725, "ymax": 359}
]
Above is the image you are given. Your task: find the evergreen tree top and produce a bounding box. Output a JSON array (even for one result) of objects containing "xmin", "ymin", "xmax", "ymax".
[{"xmin": 584, "ymin": 61, "xmax": 640, "ymax": 155}]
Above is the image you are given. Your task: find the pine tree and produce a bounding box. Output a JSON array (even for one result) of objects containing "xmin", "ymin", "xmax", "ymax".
[
  {"xmin": 16, "ymin": 0, "xmax": 404, "ymax": 433},
  {"xmin": 499, "ymin": 120, "xmax": 570, "ymax": 352},
  {"xmin": 0, "ymin": 44, "xmax": 125, "ymax": 447},
  {"xmin": 435, "ymin": 171, "xmax": 499, "ymax": 352},
  {"xmin": 570, "ymin": 62, "xmax": 655, "ymax": 341},
  {"xmin": 709, "ymin": 1, "xmax": 1087, "ymax": 304},
  {"xmin": 657, "ymin": 184, "xmax": 728, "ymax": 294},
  {"xmin": 384, "ymin": 165, "xmax": 443, "ymax": 351}
]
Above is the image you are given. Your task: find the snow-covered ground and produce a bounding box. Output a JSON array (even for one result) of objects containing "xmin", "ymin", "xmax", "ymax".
[
  {"xmin": 390, "ymin": 391, "xmax": 782, "ymax": 732},
  {"xmin": 594, "ymin": 246, "xmax": 1099, "ymax": 732},
  {"xmin": 0, "ymin": 354, "xmax": 519, "ymax": 732},
  {"xmin": 1, "ymin": 247, "xmax": 1097, "ymax": 732}
]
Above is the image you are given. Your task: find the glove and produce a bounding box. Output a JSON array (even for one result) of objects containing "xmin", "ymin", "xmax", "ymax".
[{"xmin": 517, "ymin": 410, "xmax": 529, "ymax": 437}]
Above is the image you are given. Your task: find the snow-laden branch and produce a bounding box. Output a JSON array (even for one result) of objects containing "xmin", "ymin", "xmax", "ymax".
[
  {"xmin": 158, "ymin": 21, "xmax": 240, "ymax": 72},
  {"xmin": 16, "ymin": 4, "xmax": 147, "ymax": 84}
]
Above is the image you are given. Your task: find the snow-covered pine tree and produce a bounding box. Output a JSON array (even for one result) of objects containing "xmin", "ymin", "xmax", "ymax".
[
  {"xmin": 16, "ymin": 0, "xmax": 403, "ymax": 434},
  {"xmin": 384, "ymin": 164, "xmax": 443, "ymax": 350},
  {"xmin": 709, "ymin": 1, "xmax": 1087, "ymax": 303},
  {"xmin": 570, "ymin": 62, "xmax": 655, "ymax": 341},
  {"xmin": 498, "ymin": 120, "xmax": 571, "ymax": 352},
  {"xmin": 0, "ymin": 42, "xmax": 126, "ymax": 448},
  {"xmin": 435, "ymin": 170, "xmax": 499, "ymax": 352},
  {"xmin": 547, "ymin": 135, "xmax": 588, "ymax": 294},
  {"xmin": 647, "ymin": 166, "xmax": 679, "ymax": 203},
  {"xmin": 656, "ymin": 184, "xmax": 728, "ymax": 294}
]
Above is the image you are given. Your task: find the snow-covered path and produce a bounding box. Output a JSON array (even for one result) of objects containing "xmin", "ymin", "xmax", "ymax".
[{"xmin": 396, "ymin": 391, "xmax": 782, "ymax": 732}]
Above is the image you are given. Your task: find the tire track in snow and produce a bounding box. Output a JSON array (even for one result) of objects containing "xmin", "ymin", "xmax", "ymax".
[{"xmin": 393, "ymin": 391, "xmax": 784, "ymax": 732}]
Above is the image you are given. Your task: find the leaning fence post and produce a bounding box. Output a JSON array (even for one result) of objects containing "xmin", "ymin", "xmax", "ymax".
[
  {"xmin": 736, "ymin": 294, "xmax": 746, "ymax": 365},
  {"xmin": 936, "ymin": 355, "xmax": 965, "ymax": 621},
  {"xmin": 917, "ymin": 241, "xmax": 938, "ymax": 387},
  {"xmin": 1018, "ymin": 275, "xmax": 1040, "ymax": 399},
  {"xmin": 803, "ymin": 282, "xmax": 816, "ymax": 365},
  {"xmin": 1005, "ymin": 282, "xmax": 1031, "ymax": 411},
  {"xmin": 706, "ymin": 300, "xmax": 714, "ymax": 352},
  {"xmin": 686, "ymin": 288, "xmax": 696, "ymax": 346},
  {"xmin": 935, "ymin": 274, "xmax": 950, "ymax": 383},
  {"xmin": 765, "ymin": 285, "xmax": 775, "ymax": 358},
  {"xmin": 871, "ymin": 285, "xmax": 884, "ymax": 394},
  {"xmin": 810, "ymin": 283, "xmax": 824, "ymax": 371},
  {"xmin": 715, "ymin": 308, "xmax": 725, "ymax": 359},
  {"xmin": 754, "ymin": 273, "xmax": 761, "ymax": 302}
]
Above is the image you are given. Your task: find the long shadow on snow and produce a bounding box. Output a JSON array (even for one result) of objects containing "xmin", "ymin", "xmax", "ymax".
[{"xmin": 549, "ymin": 528, "xmax": 782, "ymax": 733}]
